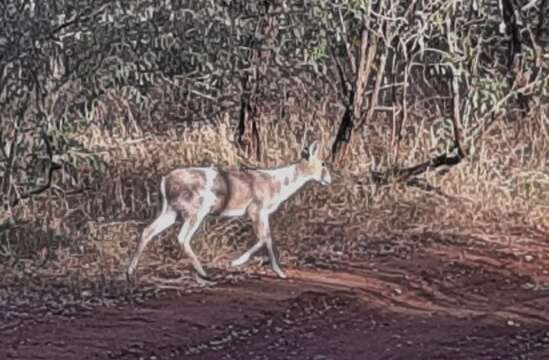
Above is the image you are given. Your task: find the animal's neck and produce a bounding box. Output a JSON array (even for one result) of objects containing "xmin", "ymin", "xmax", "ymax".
[{"xmin": 273, "ymin": 162, "xmax": 313, "ymax": 204}]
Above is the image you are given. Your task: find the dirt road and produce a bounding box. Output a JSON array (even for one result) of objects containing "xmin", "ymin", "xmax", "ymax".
[{"xmin": 2, "ymin": 246, "xmax": 549, "ymax": 360}]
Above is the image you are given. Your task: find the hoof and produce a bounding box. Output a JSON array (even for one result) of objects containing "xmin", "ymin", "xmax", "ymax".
[
  {"xmin": 194, "ymin": 273, "xmax": 217, "ymax": 287},
  {"xmin": 273, "ymin": 268, "xmax": 288, "ymax": 279},
  {"xmin": 126, "ymin": 269, "xmax": 137, "ymax": 284},
  {"xmin": 231, "ymin": 256, "xmax": 249, "ymax": 267}
]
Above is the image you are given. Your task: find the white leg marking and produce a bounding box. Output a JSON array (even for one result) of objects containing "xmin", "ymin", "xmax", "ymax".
[
  {"xmin": 176, "ymin": 167, "xmax": 219, "ymax": 279},
  {"xmin": 232, "ymin": 208, "xmax": 287, "ymax": 278},
  {"xmin": 231, "ymin": 240, "xmax": 264, "ymax": 267},
  {"xmin": 265, "ymin": 237, "xmax": 287, "ymax": 278},
  {"xmin": 177, "ymin": 217, "xmax": 208, "ymax": 278},
  {"xmin": 128, "ymin": 209, "xmax": 177, "ymax": 277}
]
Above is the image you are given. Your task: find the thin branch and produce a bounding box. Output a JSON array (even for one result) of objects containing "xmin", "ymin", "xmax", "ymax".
[
  {"xmin": 468, "ymin": 77, "xmax": 544, "ymax": 140},
  {"xmin": 9, "ymin": 131, "xmax": 62, "ymax": 207}
]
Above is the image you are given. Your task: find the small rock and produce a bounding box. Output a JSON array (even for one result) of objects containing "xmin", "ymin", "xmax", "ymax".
[
  {"xmin": 507, "ymin": 320, "xmax": 520, "ymax": 327},
  {"xmin": 522, "ymin": 282, "xmax": 535, "ymax": 290},
  {"xmin": 524, "ymin": 255, "xmax": 534, "ymax": 262}
]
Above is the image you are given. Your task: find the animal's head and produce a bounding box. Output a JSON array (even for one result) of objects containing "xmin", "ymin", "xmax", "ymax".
[{"xmin": 301, "ymin": 140, "xmax": 332, "ymax": 186}]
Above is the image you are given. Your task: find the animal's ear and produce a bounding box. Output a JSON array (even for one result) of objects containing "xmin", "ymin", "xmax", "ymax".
[
  {"xmin": 308, "ymin": 141, "xmax": 321, "ymax": 159},
  {"xmin": 301, "ymin": 147, "xmax": 310, "ymax": 160}
]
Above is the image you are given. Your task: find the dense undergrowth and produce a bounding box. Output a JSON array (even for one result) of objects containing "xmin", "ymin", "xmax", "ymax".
[
  {"xmin": 1, "ymin": 103, "xmax": 548, "ymax": 289},
  {"xmin": 0, "ymin": 1, "xmax": 548, "ymax": 293}
]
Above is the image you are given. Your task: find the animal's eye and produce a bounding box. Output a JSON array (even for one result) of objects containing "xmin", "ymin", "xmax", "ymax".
[{"xmin": 321, "ymin": 161, "xmax": 325, "ymax": 167}]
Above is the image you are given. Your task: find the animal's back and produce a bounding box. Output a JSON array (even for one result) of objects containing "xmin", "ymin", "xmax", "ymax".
[{"xmin": 163, "ymin": 167, "xmax": 255, "ymax": 218}]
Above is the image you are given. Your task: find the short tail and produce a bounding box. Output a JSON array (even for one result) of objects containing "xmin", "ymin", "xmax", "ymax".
[{"xmin": 159, "ymin": 176, "xmax": 168, "ymax": 214}]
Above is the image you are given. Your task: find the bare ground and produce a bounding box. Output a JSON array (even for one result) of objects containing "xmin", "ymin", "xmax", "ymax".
[{"xmin": 1, "ymin": 232, "xmax": 549, "ymax": 360}]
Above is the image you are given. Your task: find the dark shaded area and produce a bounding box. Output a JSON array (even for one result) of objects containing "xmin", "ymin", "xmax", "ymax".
[{"xmin": 370, "ymin": 149, "xmax": 463, "ymax": 185}]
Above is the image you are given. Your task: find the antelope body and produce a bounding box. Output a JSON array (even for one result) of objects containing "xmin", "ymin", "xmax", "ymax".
[{"xmin": 127, "ymin": 141, "xmax": 332, "ymax": 281}]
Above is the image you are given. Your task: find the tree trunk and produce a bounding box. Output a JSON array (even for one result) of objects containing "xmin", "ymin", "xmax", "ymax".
[
  {"xmin": 331, "ymin": 27, "xmax": 372, "ymax": 162},
  {"xmin": 234, "ymin": 1, "xmax": 277, "ymax": 161},
  {"xmin": 331, "ymin": 97, "xmax": 354, "ymax": 162},
  {"xmin": 501, "ymin": 0, "xmax": 529, "ymax": 115}
]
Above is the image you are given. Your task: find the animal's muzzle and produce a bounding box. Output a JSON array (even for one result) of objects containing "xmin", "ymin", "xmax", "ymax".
[{"xmin": 321, "ymin": 170, "xmax": 332, "ymax": 185}]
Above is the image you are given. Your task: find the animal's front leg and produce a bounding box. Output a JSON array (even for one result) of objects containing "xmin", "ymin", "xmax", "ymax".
[
  {"xmin": 264, "ymin": 229, "xmax": 287, "ymax": 279},
  {"xmin": 231, "ymin": 204, "xmax": 264, "ymax": 267},
  {"xmin": 231, "ymin": 240, "xmax": 264, "ymax": 267},
  {"xmin": 247, "ymin": 207, "xmax": 286, "ymax": 278}
]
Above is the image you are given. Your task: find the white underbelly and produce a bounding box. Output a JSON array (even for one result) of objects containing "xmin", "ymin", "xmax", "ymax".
[{"xmin": 220, "ymin": 208, "xmax": 246, "ymax": 217}]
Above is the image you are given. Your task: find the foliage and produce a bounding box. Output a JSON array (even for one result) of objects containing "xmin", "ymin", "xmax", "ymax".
[{"xmin": 0, "ymin": 0, "xmax": 547, "ymax": 265}]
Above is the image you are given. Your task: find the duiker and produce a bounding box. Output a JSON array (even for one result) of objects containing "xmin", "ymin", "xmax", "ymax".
[{"xmin": 127, "ymin": 140, "xmax": 332, "ymax": 282}]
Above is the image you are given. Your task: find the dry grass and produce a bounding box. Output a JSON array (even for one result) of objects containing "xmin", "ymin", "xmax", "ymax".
[{"xmin": 1, "ymin": 99, "xmax": 548, "ymax": 287}]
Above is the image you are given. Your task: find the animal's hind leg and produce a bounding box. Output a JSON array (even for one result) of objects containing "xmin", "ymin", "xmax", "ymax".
[
  {"xmin": 177, "ymin": 211, "xmax": 209, "ymax": 279},
  {"xmin": 127, "ymin": 208, "xmax": 176, "ymax": 279}
]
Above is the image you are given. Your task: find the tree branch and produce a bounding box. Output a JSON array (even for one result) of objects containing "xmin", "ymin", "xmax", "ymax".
[{"xmin": 8, "ymin": 131, "xmax": 62, "ymax": 208}]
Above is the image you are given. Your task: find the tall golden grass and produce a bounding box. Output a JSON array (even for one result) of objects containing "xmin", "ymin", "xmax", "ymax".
[{"xmin": 1, "ymin": 95, "xmax": 548, "ymax": 285}]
